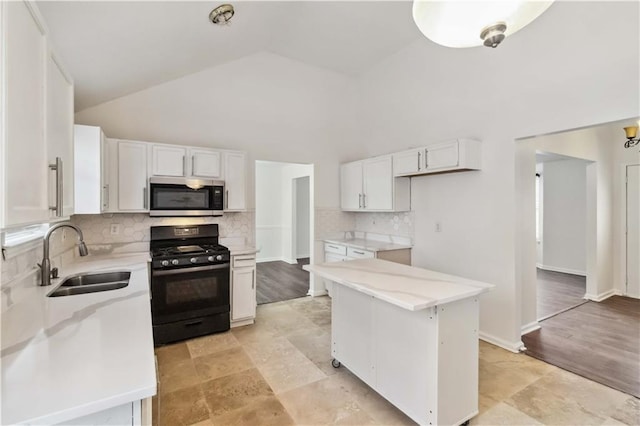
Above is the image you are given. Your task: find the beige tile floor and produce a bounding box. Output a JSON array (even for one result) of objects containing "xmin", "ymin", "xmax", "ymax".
[{"xmin": 153, "ymin": 296, "xmax": 640, "ymax": 426}]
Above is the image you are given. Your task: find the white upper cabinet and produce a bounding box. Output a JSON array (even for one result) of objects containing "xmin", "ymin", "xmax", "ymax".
[
  {"xmin": 150, "ymin": 144, "xmax": 221, "ymax": 179},
  {"xmin": 392, "ymin": 139, "xmax": 481, "ymax": 177},
  {"xmin": 46, "ymin": 50, "xmax": 74, "ymax": 219},
  {"xmin": 74, "ymin": 125, "xmax": 109, "ymax": 214},
  {"xmin": 393, "ymin": 149, "xmax": 424, "ymax": 177},
  {"xmin": 118, "ymin": 141, "xmax": 148, "ymax": 211},
  {"xmin": 341, "ymin": 156, "xmax": 410, "ymax": 212},
  {"xmin": 362, "ymin": 156, "xmax": 394, "ymax": 210},
  {"xmin": 223, "ymin": 152, "xmax": 246, "ymax": 211},
  {"xmin": 151, "ymin": 145, "xmax": 187, "ymax": 177},
  {"xmin": 1, "ymin": 1, "xmax": 74, "ymax": 228},
  {"xmin": 340, "ymin": 161, "xmax": 363, "ymax": 210},
  {"xmin": 190, "ymin": 149, "xmax": 221, "ymax": 178}
]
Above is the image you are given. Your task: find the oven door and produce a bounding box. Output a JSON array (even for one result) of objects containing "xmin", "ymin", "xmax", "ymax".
[{"xmin": 151, "ymin": 263, "xmax": 230, "ymax": 324}]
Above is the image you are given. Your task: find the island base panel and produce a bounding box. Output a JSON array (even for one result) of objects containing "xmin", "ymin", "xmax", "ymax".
[{"xmin": 331, "ymin": 283, "xmax": 479, "ymax": 426}]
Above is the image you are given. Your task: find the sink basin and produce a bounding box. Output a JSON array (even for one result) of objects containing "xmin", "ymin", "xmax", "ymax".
[{"xmin": 47, "ymin": 271, "xmax": 131, "ymax": 297}]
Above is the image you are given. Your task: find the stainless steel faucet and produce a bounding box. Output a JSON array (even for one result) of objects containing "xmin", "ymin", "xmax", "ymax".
[{"xmin": 40, "ymin": 222, "xmax": 89, "ymax": 286}]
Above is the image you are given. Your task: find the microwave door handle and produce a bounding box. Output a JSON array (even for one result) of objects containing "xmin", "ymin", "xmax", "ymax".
[{"xmin": 182, "ymin": 156, "xmax": 186, "ymax": 176}]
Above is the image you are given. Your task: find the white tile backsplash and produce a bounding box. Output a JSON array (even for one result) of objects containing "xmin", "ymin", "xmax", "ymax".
[
  {"xmin": 315, "ymin": 208, "xmax": 357, "ymax": 240},
  {"xmin": 354, "ymin": 211, "xmax": 414, "ymax": 239}
]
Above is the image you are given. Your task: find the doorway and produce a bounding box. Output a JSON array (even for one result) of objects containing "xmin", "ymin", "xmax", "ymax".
[
  {"xmin": 535, "ymin": 152, "xmax": 590, "ymax": 320},
  {"xmin": 254, "ymin": 160, "xmax": 314, "ymax": 305},
  {"xmin": 627, "ymin": 164, "xmax": 640, "ymax": 298}
]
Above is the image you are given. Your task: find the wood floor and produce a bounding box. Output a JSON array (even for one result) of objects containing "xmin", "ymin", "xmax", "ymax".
[
  {"xmin": 523, "ymin": 295, "xmax": 640, "ymax": 397},
  {"xmin": 256, "ymin": 258, "xmax": 310, "ymax": 305},
  {"xmin": 537, "ymin": 268, "xmax": 586, "ymax": 320}
]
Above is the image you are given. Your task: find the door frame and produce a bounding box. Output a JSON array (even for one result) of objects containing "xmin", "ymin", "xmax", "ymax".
[{"xmin": 625, "ymin": 163, "xmax": 640, "ymax": 297}]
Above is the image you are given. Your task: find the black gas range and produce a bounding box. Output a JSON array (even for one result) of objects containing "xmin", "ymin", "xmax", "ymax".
[{"xmin": 150, "ymin": 224, "xmax": 231, "ymax": 345}]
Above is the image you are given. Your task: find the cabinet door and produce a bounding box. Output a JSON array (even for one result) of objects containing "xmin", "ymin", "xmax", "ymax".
[
  {"xmin": 232, "ymin": 267, "xmax": 256, "ymax": 321},
  {"xmin": 3, "ymin": 1, "xmax": 49, "ymax": 226},
  {"xmin": 325, "ymin": 253, "xmax": 347, "ymax": 262},
  {"xmin": 340, "ymin": 161, "xmax": 363, "ymax": 210},
  {"xmin": 102, "ymin": 138, "xmax": 119, "ymax": 212},
  {"xmin": 393, "ymin": 149, "xmax": 423, "ymax": 176},
  {"xmin": 425, "ymin": 141, "xmax": 459, "ymax": 171},
  {"xmin": 118, "ymin": 141, "xmax": 148, "ymax": 211},
  {"xmin": 47, "ymin": 51, "xmax": 74, "ymax": 218},
  {"xmin": 363, "ymin": 156, "xmax": 393, "ymax": 210},
  {"xmin": 151, "ymin": 145, "xmax": 187, "ymax": 177},
  {"xmin": 223, "ymin": 152, "xmax": 246, "ymax": 211},
  {"xmin": 190, "ymin": 149, "xmax": 221, "ymax": 178}
]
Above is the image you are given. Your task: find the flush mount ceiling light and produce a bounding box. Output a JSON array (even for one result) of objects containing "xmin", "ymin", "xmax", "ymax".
[
  {"xmin": 412, "ymin": 1, "xmax": 554, "ymax": 48},
  {"xmin": 209, "ymin": 4, "xmax": 234, "ymax": 26},
  {"xmin": 623, "ymin": 125, "xmax": 640, "ymax": 149}
]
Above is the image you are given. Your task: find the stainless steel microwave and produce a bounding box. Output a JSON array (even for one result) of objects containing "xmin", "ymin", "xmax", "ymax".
[{"xmin": 149, "ymin": 177, "xmax": 224, "ymax": 217}]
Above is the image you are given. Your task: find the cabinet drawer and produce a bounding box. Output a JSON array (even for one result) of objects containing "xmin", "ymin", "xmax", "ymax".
[
  {"xmin": 233, "ymin": 255, "xmax": 256, "ymax": 268},
  {"xmin": 324, "ymin": 243, "xmax": 347, "ymax": 256},
  {"xmin": 347, "ymin": 247, "xmax": 375, "ymax": 259}
]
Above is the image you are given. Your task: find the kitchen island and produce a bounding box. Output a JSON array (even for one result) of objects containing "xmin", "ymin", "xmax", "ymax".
[
  {"xmin": 1, "ymin": 253, "xmax": 156, "ymax": 425},
  {"xmin": 304, "ymin": 258, "xmax": 494, "ymax": 426}
]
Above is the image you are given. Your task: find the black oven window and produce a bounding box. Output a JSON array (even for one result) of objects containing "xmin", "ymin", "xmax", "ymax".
[{"xmin": 165, "ymin": 277, "xmax": 220, "ymax": 305}]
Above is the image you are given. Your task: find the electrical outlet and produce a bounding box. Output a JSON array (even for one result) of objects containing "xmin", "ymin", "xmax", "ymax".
[
  {"xmin": 110, "ymin": 224, "xmax": 121, "ymax": 235},
  {"xmin": 435, "ymin": 222, "xmax": 442, "ymax": 232}
]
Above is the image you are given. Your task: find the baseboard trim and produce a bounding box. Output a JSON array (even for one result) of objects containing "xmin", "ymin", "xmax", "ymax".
[
  {"xmin": 536, "ymin": 264, "xmax": 586, "ymax": 277},
  {"xmin": 307, "ymin": 288, "xmax": 328, "ymax": 297},
  {"xmin": 478, "ymin": 331, "xmax": 523, "ymax": 353},
  {"xmin": 521, "ymin": 321, "xmax": 541, "ymax": 336},
  {"xmin": 584, "ymin": 288, "xmax": 622, "ymax": 302},
  {"xmin": 231, "ymin": 318, "xmax": 254, "ymax": 328},
  {"xmin": 282, "ymin": 258, "xmax": 298, "ymax": 265},
  {"xmin": 256, "ymin": 257, "xmax": 283, "ymax": 264}
]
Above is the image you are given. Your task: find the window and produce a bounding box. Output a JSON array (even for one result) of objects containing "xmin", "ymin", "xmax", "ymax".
[{"xmin": 1, "ymin": 223, "xmax": 49, "ymax": 258}]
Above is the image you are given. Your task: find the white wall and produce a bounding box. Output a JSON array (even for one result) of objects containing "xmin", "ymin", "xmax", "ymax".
[
  {"xmin": 356, "ymin": 1, "xmax": 639, "ymax": 350},
  {"xmin": 75, "ymin": 51, "xmax": 360, "ymax": 210},
  {"xmin": 541, "ymin": 159, "xmax": 588, "ymax": 275},
  {"xmin": 295, "ymin": 176, "xmax": 310, "ymax": 258}
]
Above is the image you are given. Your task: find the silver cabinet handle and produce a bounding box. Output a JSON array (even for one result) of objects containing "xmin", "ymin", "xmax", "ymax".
[
  {"xmin": 226, "ymin": 190, "xmax": 229, "ymax": 210},
  {"xmin": 425, "ymin": 150, "xmax": 429, "ymax": 168},
  {"xmin": 362, "ymin": 193, "xmax": 366, "ymax": 209},
  {"xmin": 191, "ymin": 156, "xmax": 195, "ymax": 175},
  {"xmin": 103, "ymin": 184, "xmax": 109, "ymax": 210},
  {"xmin": 143, "ymin": 187, "xmax": 148, "ymax": 209},
  {"xmin": 418, "ymin": 151, "xmax": 421, "ymax": 170},
  {"xmin": 353, "ymin": 250, "xmax": 365, "ymax": 255},
  {"xmin": 358, "ymin": 193, "xmax": 362, "ymax": 208},
  {"xmin": 182, "ymin": 155, "xmax": 186, "ymax": 176},
  {"xmin": 327, "ymin": 245, "xmax": 340, "ymax": 250},
  {"xmin": 49, "ymin": 157, "xmax": 63, "ymax": 217}
]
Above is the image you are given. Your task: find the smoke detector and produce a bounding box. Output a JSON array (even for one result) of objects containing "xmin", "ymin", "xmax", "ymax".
[{"xmin": 209, "ymin": 4, "xmax": 234, "ymax": 26}]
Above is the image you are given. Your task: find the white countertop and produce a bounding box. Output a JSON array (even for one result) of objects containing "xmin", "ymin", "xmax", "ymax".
[
  {"xmin": 304, "ymin": 258, "xmax": 493, "ymax": 311},
  {"xmin": 1, "ymin": 253, "xmax": 157, "ymax": 425},
  {"xmin": 323, "ymin": 238, "xmax": 412, "ymax": 252}
]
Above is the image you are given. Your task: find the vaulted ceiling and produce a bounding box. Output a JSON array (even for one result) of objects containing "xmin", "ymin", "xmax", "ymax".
[{"xmin": 37, "ymin": 1, "xmax": 422, "ymax": 111}]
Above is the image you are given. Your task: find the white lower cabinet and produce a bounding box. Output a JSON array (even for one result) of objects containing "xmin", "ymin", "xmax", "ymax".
[
  {"xmin": 58, "ymin": 399, "xmax": 147, "ymax": 426},
  {"xmin": 231, "ymin": 254, "xmax": 257, "ymax": 325}
]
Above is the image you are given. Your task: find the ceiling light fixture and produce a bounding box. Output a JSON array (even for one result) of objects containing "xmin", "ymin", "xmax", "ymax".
[
  {"xmin": 623, "ymin": 125, "xmax": 640, "ymax": 149},
  {"xmin": 209, "ymin": 4, "xmax": 234, "ymax": 26},
  {"xmin": 412, "ymin": 1, "xmax": 554, "ymax": 49}
]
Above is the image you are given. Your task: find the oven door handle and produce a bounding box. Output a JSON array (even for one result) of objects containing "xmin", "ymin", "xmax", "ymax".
[{"xmin": 153, "ymin": 263, "xmax": 230, "ymax": 276}]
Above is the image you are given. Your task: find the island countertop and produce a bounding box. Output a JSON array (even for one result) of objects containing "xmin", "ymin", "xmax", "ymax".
[
  {"xmin": 1, "ymin": 252, "xmax": 156, "ymax": 425},
  {"xmin": 304, "ymin": 258, "xmax": 494, "ymax": 311}
]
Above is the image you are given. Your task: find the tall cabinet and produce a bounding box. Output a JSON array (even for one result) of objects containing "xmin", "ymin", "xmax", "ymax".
[{"xmin": 1, "ymin": 1, "xmax": 74, "ymax": 228}]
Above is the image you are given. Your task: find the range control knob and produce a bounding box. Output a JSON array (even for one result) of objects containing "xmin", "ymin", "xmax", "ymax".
[
  {"xmin": 207, "ymin": 256, "xmax": 215, "ymax": 262},
  {"xmin": 171, "ymin": 259, "xmax": 179, "ymax": 266},
  {"xmin": 161, "ymin": 260, "xmax": 169, "ymax": 267},
  {"xmin": 190, "ymin": 257, "xmax": 198, "ymax": 264},
  {"xmin": 216, "ymin": 255, "xmax": 223, "ymax": 261}
]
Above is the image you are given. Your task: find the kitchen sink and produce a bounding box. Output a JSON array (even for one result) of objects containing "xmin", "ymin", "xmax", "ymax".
[{"xmin": 47, "ymin": 271, "xmax": 131, "ymax": 297}]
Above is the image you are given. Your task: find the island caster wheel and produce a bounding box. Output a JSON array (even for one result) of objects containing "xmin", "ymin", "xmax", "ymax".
[
  {"xmin": 460, "ymin": 421, "xmax": 470, "ymax": 426},
  {"xmin": 331, "ymin": 359, "xmax": 341, "ymax": 368}
]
